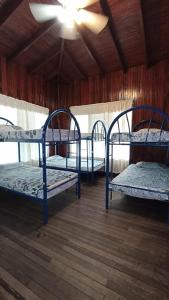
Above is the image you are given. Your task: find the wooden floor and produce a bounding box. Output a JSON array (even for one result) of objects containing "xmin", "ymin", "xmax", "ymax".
[{"xmin": 0, "ymin": 177, "xmax": 169, "ymax": 300}]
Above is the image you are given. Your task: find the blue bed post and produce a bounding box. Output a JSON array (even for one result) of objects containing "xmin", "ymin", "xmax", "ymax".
[
  {"xmin": 42, "ymin": 127, "xmax": 48, "ymax": 225},
  {"xmin": 18, "ymin": 142, "xmax": 21, "ymax": 162},
  {"xmin": 77, "ymin": 139, "xmax": 81, "ymax": 199},
  {"xmin": 38, "ymin": 143, "xmax": 41, "ymax": 167},
  {"xmin": 105, "ymin": 135, "xmax": 110, "ymax": 209},
  {"xmin": 91, "ymin": 136, "xmax": 94, "ymax": 183}
]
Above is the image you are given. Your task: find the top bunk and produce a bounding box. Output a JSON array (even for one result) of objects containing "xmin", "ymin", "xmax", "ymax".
[
  {"xmin": 0, "ymin": 109, "xmax": 81, "ymax": 143},
  {"xmin": 108, "ymin": 105, "xmax": 169, "ymax": 146}
]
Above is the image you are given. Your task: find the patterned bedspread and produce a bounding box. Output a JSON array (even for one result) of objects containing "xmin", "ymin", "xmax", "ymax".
[
  {"xmin": 0, "ymin": 163, "xmax": 78, "ymax": 199},
  {"xmin": 0, "ymin": 127, "xmax": 79, "ymax": 142},
  {"xmin": 46, "ymin": 155, "xmax": 105, "ymax": 172},
  {"xmin": 110, "ymin": 161, "xmax": 169, "ymax": 201},
  {"xmin": 111, "ymin": 129, "xmax": 169, "ymax": 143}
]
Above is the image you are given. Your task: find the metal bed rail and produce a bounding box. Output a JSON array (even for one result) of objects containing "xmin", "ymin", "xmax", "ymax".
[{"xmin": 105, "ymin": 104, "xmax": 169, "ymax": 224}]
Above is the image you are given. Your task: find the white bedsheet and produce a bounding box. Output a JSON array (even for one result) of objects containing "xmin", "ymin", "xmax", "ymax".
[
  {"xmin": 0, "ymin": 163, "xmax": 78, "ymax": 199},
  {"xmin": 110, "ymin": 162, "xmax": 169, "ymax": 201}
]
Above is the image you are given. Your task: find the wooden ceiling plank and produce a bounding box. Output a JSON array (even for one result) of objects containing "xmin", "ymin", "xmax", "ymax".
[
  {"xmin": 138, "ymin": 0, "xmax": 149, "ymax": 67},
  {"xmin": 100, "ymin": 0, "xmax": 127, "ymax": 73},
  {"xmin": 46, "ymin": 69, "xmax": 71, "ymax": 83},
  {"xmin": 64, "ymin": 46, "xmax": 87, "ymax": 79},
  {"xmin": 8, "ymin": 19, "xmax": 57, "ymax": 61},
  {"xmin": 58, "ymin": 39, "xmax": 65, "ymax": 73},
  {"xmin": 30, "ymin": 49, "xmax": 61, "ymax": 73},
  {"xmin": 29, "ymin": 40, "xmax": 61, "ymax": 73},
  {"xmin": 0, "ymin": 0, "xmax": 23, "ymax": 27},
  {"xmin": 79, "ymin": 28, "xmax": 105, "ymax": 74},
  {"xmin": 58, "ymin": 72, "xmax": 71, "ymax": 84},
  {"xmin": 46, "ymin": 40, "xmax": 65, "ymax": 81}
]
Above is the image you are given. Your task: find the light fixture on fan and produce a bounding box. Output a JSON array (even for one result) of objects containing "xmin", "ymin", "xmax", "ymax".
[{"xmin": 29, "ymin": 0, "xmax": 108, "ymax": 40}]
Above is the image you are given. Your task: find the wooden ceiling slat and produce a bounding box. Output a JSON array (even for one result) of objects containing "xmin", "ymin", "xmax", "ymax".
[
  {"xmin": 138, "ymin": 0, "xmax": 149, "ymax": 67},
  {"xmin": 79, "ymin": 28, "xmax": 105, "ymax": 74},
  {"xmin": 58, "ymin": 39, "xmax": 65, "ymax": 73},
  {"xmin": 30, "ymin": 49, "xmax": 61, "ymax": 73},
  {"xmin": 0, "ymin": 0, "xmax": 23, "ymax": 27},
  {"xmin": 58, "ymin": 72, "xmax": 71, "ymax": 84},
  {"xmin": 64, "ymin": 47, "xmax": 87, "ymax": 80},
  {"xmin": 8, "ymin": 19, "xmax": 57, "ymax": 61},
  {"xmin": 45, "ymin": 41, "xmax": 64, "ymax": 81},
  {"xmin": 100, "ymin": 0, "xmax": 127, "ymax": 73}
]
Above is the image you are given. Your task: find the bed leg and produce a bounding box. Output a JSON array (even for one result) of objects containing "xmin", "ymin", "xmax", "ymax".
[
  {"xmin": 76, "ymin": 182, "xmax": 81, "ymax": 199},
  {"xmin": 105, "ymin": 188, "xmax": 109, "ymax": 210},
  {"xmin": 43, "ymin": 202, "xmax": 48, "ymax": 225},
  {"xmin": 91, "ymin": 172, "xmax": 95, "ymax": 184}
]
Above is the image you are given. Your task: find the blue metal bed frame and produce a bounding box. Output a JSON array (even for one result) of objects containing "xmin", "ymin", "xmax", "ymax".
[
  {"xmin": 105, "ymin": 104, "xmax": 169, "ymax": 223},
  {"xmin": 0, "ymin": 109, "xmax": 81, "ymax": 224},
  {"xmin": 84, "ymin": 120, "xmax": 106, "ymax": 180},
  {"xmin": 43, "ymin": 119, "xmax": 106, "ymax": 181}
]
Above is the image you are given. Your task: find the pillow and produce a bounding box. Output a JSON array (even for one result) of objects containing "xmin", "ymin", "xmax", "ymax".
[
  {"xmin": 136, "ymin": 128, "xmax": 162, "ymax": 133},
  {"xmin": 136, "ymin": 161, "xmax": 166, "ymax": 169},
  {"xmin": 47, "ymin": 155, "xmax": 63, "ymax": 161},
  {"xmin": 0, "ymin": 124, "xmax": 23, "ymax": 131}
]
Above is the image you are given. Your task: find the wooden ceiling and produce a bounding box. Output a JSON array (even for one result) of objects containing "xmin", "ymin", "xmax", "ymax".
[{"xmin": 0, "ymin": 0, "xmax": 169, "ymax": 83}]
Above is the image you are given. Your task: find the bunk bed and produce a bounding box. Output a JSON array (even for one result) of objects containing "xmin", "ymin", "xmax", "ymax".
[
  {"xmin": 106, "ymin": 105, "xmax": 169, "ymax": 223},
  {"xmin": 43, "ymin": 120, "xmax": 106, "ymax": 180},
  {"xmin": 0, "ymin": 109, "xmax": 81, "ymax": 224}
]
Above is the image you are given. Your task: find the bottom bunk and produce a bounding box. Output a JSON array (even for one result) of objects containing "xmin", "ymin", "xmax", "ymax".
[
  {"xmin": 0, "ymin": 163, "xmax": 79, "ymax": 223},
  {"xmin": 46, "ymin": 155, "xmax": 105, "ymax": 172},
  {"xmin": 110, "ymin": 162, "xmax": 169, "ymax": 201}
]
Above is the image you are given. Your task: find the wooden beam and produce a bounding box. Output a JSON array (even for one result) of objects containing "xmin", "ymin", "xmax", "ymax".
[
  {"xmin": 29, "ymin": 50, "xmax": 60, "ymax": 73},
  {"xmin": 64, "ymin": 47, "xmax": 87, "ymax": 79},
  {"xmin": 8, "ymin": 19, "xmax": 57, "ymax": 61},
  {"xmin": 138, "ymin": 0, "xmax": 149, "ymax": 67},
  {"xmin": 45, "ymin": 40, "xmax": 65, "ymax": 81},
  {"xmin": 30, "ymin": 49, "xmax": 61, "ymax": 73},
  {"xmin": 78, "ymin": 27, "xmax": 105, "ymax": 74},
  {"xmin": 46, "ymin": 69, "xmax": 71, "ymax": 83},
  {"xmin": 100, "ymin": 0, "xmax": 127, "ymax": 73},
  {"xmin": 0, "ymin": 0, "xmax": 23, "ymax": 27},
  {"xmin": 58, "ymin": 39, "xmax": 65, "ymax": 73}
]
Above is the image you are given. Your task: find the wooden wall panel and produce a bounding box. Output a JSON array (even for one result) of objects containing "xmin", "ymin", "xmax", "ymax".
[
  {"xmin": 0, "ymin": 56, "xmax": 57, "ymax": 111},
  {"xmin": 58, "ymin": 59, "xmax": 169, "ymax": 163},
  {"xmin": 58, "ymin": 59, "xmax": 169, "ymax": 119}
]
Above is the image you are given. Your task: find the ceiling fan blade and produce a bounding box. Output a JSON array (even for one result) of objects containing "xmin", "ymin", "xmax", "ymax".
[
  {"xmin": 29, "ymin": 3, "xmax": 60, "ymax": 22},
  {"xmin": 57, "ymin": 0, "xmax": 98, "ymax": 9},
  {"xmin": 76, "ymin": 9, "xmax": 108, "ymax": 34},
  {"xmin": 59, "ymin": 24, "xmax": 79, "ymax": 40}
]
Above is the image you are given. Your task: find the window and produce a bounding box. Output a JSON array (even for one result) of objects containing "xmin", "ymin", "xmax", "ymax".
[
  {"xmin": 71, "ymin": 100, "xmax": 133, "ymax": 173},
  {"xmin": 0, "ymin": 93, "xmax": 49, "ymax": 165}
]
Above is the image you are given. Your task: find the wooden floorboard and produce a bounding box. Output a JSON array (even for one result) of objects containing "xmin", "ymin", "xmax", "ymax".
[{"xmin": 0, "ymin": 177, "xmax": 169, "ymax": 300}]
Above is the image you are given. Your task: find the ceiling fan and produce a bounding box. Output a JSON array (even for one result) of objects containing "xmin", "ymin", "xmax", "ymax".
[{"xmin": 29, "ymin": 0, "xmax": 108, "ymax": 40}]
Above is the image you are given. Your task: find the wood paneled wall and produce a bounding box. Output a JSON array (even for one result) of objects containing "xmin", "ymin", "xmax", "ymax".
[
  {"xmin": 58, "ymin": 60, "xmax": 169, "ymax": 114},
  {"xmin": 58, "ymin": 59, "xmax": 169, "ymax": 163},
  {"xmin": 0, "ymin": 56, "xmax": 57, "ymax": 111}
]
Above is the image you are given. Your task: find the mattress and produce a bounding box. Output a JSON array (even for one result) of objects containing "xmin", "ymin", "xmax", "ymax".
[
  {"xmin": 0, "ymin": 163, "xmax": 78, "ymax": 199},
  {"xmin": 0, "ymin": 127, "xmax": 79, "ymax": 142},
  {"xmin": 111, "ymin": 129, "xmax": 169, "ymax": 143},
  {"xmin": 109, "ymin": 161, "xmax": 169, "ymax": 201},
  {"xmin": 46, "ymin": 155, "xmax": 105, "ymax": 172}
]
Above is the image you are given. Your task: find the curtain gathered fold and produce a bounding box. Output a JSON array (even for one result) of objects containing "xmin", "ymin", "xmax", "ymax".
[{"xmin": 0, "ymin": 93, "xmax": 49, "ymax": 164}]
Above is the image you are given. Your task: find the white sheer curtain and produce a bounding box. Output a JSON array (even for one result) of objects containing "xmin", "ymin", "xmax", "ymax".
[
  {"xmin": 70, "ymin": 100, "xmax": 133, "ymax": 172},
  {"xmin": 0, "ymin": 93, "xmax": 49, "ymax": 164}
]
